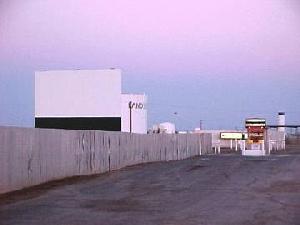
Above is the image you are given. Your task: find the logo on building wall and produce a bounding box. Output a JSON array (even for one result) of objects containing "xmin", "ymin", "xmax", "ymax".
[{"xmin": 129, "ymin": 101, "xmax": 145, "ymax": 110}]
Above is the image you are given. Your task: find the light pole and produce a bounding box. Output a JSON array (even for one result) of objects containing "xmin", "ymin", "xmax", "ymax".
[{"xmin": 129, "ymin": 101, "xmax": 133, "ymax": 133}]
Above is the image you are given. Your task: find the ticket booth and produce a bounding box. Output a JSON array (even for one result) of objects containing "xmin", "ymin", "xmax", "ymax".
[{"xmin": 243, "ymin": 118, "xmax": 267, "ymax": 156}]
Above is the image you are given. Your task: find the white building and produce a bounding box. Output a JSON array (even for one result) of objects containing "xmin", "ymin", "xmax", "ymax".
[{"xmin": 121, "ymin": 94, "xmax": 147, "ymax": 134}]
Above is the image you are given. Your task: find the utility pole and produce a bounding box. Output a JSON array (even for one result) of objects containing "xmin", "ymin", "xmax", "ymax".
[
  {"xmin": 174, "ymin": 112, "xmax": 178, "ymax": 133},
  {"xmin": 199, "ymin": 120, "xmax": 203, "ymax": 130}
]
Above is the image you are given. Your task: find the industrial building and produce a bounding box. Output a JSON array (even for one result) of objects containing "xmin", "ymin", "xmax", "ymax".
[{"xmin": 35, "ymin": 69, "xmax": 147, "ymax": 133}]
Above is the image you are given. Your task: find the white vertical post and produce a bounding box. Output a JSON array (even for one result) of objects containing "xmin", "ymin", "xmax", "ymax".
[
  {"xmin": 230, "ymin": 139, "xmax": 233, "ymax": 150},
  {"xmin": 283, "ymin": 133, "xmax": 286, "ymax": 150},
  {"xmin": 241, "ymin": 140, "xmax": 246, "ymax": 155},
  {"xmin": 199, "ymin": 135, "xmax": 202, "ymax": 155},
  {"xmin": 235, "ymin": 139, "xmax": 238, "ymax": 151}
]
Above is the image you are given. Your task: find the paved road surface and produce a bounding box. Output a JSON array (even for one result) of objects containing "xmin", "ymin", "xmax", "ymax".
[{"xmin": 1, "ymin": 150, "xmax": 300, "ymax": 225}]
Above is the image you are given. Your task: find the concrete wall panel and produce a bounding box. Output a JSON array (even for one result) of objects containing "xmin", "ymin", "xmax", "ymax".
[{"xmin": 0, "ymin": 127, "xmax": 212, "ymax": 194}]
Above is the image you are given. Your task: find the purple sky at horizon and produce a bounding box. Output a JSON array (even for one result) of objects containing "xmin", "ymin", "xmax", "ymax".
[{"xmin": 0, "ymin": 0, "xmax": 299, "ymax": 130}]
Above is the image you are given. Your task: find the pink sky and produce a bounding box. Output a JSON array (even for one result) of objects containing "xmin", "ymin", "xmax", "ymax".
[
  {"xmin": 0, "ymin": 0, "xmax": 299, "ymax": 128},
  {"xmin": 1, "ymin": 0, "xmax": 300, "ymax": 78}
]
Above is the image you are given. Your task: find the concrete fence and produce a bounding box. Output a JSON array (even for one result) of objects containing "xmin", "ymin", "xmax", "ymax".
[
  {"xmin": 266, "ymin": 130, "xmax": 286, "ymax": 152},
  {"xmin": 0, "ymin": 127, "xmax": 212, "ymax": 194},
  {"xmin": 286, "ymin": 134, "xmax": 300, "ymax": 145}
]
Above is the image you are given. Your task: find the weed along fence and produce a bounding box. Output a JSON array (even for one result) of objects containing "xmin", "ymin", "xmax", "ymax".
[{"xmin": 0, "ymin": 127, "xmax": 212, "ymax": 194}]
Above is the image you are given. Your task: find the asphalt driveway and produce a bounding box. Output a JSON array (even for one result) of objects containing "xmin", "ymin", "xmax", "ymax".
[{"xmin": 0, "ymin": 148, "xmax": 299, "ymax": 225}]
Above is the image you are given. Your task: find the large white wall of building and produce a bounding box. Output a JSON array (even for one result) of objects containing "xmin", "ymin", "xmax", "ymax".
[
  {"xmin": 35, "ymin": 69, "xmax": 121, "ymax": 117},
  {"xmin": 121, "ymin": 94, "xmax": 147, "ymax": 134}
]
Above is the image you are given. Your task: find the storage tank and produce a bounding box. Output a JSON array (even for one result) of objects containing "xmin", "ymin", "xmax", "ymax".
[
  {"xmin": 277, "ymin": 112, "xmax": 285, "ymax": 133},
  {"xmin": 159, "ymin": 122, "xmax": 176, "ymax": 134}
]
